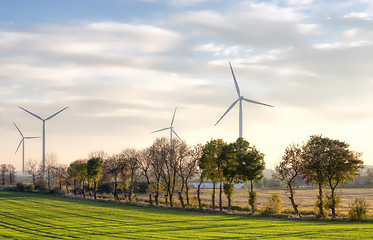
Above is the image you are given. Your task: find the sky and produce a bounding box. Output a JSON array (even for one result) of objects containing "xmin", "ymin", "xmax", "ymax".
[{"xmin": 1, "ymin": 0, "xmax": 373, "ymax": 171}]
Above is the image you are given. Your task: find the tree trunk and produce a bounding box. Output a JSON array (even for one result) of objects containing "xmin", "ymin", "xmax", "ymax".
[
  {"xmin": 317, "ymin": 183, "xmax": 325, "ymax": 218},
  {"xmin": 331, "ymin": 187, "xmax": 336, "ymax": 219},
  {"xmin": 87, "ymin": 181, "xmax": 92, "ymax": 198},
  {"xmin": 197, "ymin": 182, "xmax": 202, "ymax": 210},
  {"xmin": 185, "ymin": 183, "xmax": 190, "ymax": 206},
  {"xmin": 59, "ymin": 181, "xmax": 62, "ymax": 190},
  {"xmin": 93, "ymin": 181, "xmax": 97, "ymax": 200},
  {"xmin": 288, "ymin": 183, "xmax": 300, "ymax": 217},
  {"xmin": 212, "ymin": 183, "xmax": 216, "ymax": 210},
  {"xmin": 219, "ymin": 182, "xmax": 223, "ymax": 211},
  {"xmin": 178, "ymin": 191, "xmax": 185, "ymax": 209},
  {"xmin": 114, "ymin": 177, "xmax": 119, "ymax": 201},
  {"xmin": 65, "ymin": 184, "xmax": 69, "ymax": 195},
  {"xmin": 73, "ymin": 179, "xmax": 77, "ymax": 196},
  {"xmin": 155, "ymin": 182, "xmax": 159, "ymax": 205},
  {"xmin": 81, "ymin": 181, "xmax": 85, "ymax": 198},
  {"xmin": 250, "ymin": 180, "xmax": 255, "ymax": 214}
]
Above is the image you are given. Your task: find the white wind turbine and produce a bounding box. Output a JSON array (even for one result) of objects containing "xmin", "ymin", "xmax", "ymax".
[
  {"xmin": 215, "ymin": 62, "xmax": 273, "ymax": 138},
  {"xmin": 14, "ymin": 123, "xmax": 40, "ymax": 176},
  {"xmin": 19, "ymin": 106, "xmax": 69, "ymax": 179},
  {"xmin": 152, "ymin": 107, "xmax": 182, "ymax": 150}
]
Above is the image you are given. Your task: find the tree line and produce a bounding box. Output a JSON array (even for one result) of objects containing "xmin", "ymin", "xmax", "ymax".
[{"xmin": 7, "ymin": 134, "xmax": 367, "ymax": 219}]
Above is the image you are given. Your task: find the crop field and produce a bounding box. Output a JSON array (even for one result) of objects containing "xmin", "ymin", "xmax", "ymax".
[
  {"xmin": 0, "ymin": 191, "xmax": 373, "ymax": 239},
  {"xmin": 194, "ymin": 188, "xmax": 373, "ymax": 214}
]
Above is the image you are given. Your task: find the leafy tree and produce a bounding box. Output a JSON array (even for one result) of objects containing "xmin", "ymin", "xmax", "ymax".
[
  {"xmin": 221, "ymin": 143, "xmax": 239, "ymax": 211},
  {"xmin": 324, "ymin": 141, "xmax": 363, "ymax": 218},
  {"xmin": 235, "ymin": 138, "xmax": 265, "ymax": 214},
  {"xmin": 199, "ymin": 138, "xmax": 226, "ymax": 211},
  {"xmin": 302, "ymin": 135, "xmax": 364, "ymax": 218},
  {"xmin": 301, "ymin": 135, "xmax": 329, "ymax": 218},
  {"xmin": 68, "ymin": 160, "xmax": 80, "ymax": 196},
  {"xmin": 273, "ymin": 144, "xmax": 303, "ymax": 217},
  {"xmin": 87, "ymin": 157, "xmax": 104, "ymax": 200}
]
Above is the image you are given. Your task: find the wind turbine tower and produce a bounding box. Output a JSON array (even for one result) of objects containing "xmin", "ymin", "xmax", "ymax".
[
  {"xmin": 14, "ymin": 123, "xmax": 40, "ymax": 175},
  {"xmin": 19, "ymin": 106, "xmax": 69, "ymax": 179},
  {"xmin": 152, "ymin": 107, "xmax": 182, "ymax": 150},
  {"xmin": 215, "ymin": 62, "xmax": 273, "ymax": 138}
]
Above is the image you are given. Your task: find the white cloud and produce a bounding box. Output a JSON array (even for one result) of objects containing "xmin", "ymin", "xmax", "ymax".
[
  {"xmin": 313, "ymin": 40, "xmax": 372, "ymax": 49},
  {"xmin": 343, "ymin": 12, "xmax": 370, "ymax": 20}
]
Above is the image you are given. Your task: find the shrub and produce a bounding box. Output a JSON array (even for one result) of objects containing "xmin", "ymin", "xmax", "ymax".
[
  {"xmin": 34, "ymin": 179, "xmax": 48, "ymax": 192},
  {"xmin": 263, "ymin": 193, "xmax": 283, "ymax": 215},
  {"xmin": 49, "ymin": 186, "xmax": 65, "ymax": 195},
  {"xmin": 348, "ymin": 198, "xmax": 369, "ymax": 221},
  {"xmin": 16, "ymin": 182, "xmax": 26, "ymax": 191}
]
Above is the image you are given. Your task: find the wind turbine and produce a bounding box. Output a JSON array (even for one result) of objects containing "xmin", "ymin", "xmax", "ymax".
[
  {"xmin": 152, "ymin": 107, "xmax": 182, "ymax": 150},
  {"xmin": 215, "ymin": 62, "xmax": 273, "ymax": 138},
  {"xmin": 19, "ymin": 106, "xmax": 69, "ymax": 179},
  {"xmin": 14, "ymin": 123, "xmax": 40, "ymax": 175}
]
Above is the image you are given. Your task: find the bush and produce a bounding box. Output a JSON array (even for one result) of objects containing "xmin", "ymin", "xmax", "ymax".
[
  {"xmin": 263, "ymin": 193, "xmax": 283, "ymax": 216},
  {"xmin": 49, "ymin": 186, "xmax": 65, "ymax": 195},
  {"xmin": 34, "ymin": 179, "xmax": 48, "ymax": 192},
  {"xmin": 16, "ymin": 182, "xmax": 26, "ymax": 191},
  {"xmin": 348, "ymin": 198, "xmax": 369, "ymax": 221},
  {"xmin": 135, "ymin": 182, "xmax": 148, "ymax": 194}
]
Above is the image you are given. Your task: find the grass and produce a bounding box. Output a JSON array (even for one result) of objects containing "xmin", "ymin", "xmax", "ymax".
[{"xmin": 0, "ymin": 191, "xmax": 373, "ymax": 239}]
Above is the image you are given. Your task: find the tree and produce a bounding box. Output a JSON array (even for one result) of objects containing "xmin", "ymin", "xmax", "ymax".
[
  {"xmin": 221, "ymin": 143, "xmax": 239, "ymax": 211},
  {"xmin": 0, "ymin": 164, "xmax": 8, "ymax": 185},
  {"xmin": 26, "ymin": 159, "xmax": 39, "ymax": 185},
  {"xmin": 87, "ymin": 157, "xmax": 104, "ymax": 200},
  {"xmin": 103, "ymin": 154, "xmax": 122, "ymax": 201},
  {"xmin": 76, "ymin": 160, "xmax": 88, "ymax": 198},
  {"xmin": 7, "ymin": 164, "xmax": 16, "ymax": 185},
  {"xmin": 301, "ymin": 135, "xmax": 329, "ymax": 218},
  {"xmin": 68, "ymin": 160, "xmax": 80, "ymax": 196},
  {"xmin": 120, "ymin": 149, "xmax": 138, "ymax": 202},
  {"xmin": 149, "ymin": 138, "xmax": 167, "ymax": 205},
  {"xmin": 236, "ymin": 138, "xmax": 265, "ymax": 214},
  {"xmin": 302, "ymin": 135, "xmax": 363, "ymax": 218},
  {"xmin": 137, "ymin": 148, "xmax": 154, "ymax": 205},
  {"xmin": 273, "ymin": 144, "xmax": 303, "ymax": 217},
  {"xmin": 324, "ymin": 140, "xmax": 363, "ymax": 218},
  {"xmin": 199, "ymin": 139, "xmax": 226, "ymax": 211}
]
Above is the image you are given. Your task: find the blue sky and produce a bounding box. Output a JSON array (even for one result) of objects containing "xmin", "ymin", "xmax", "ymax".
[{"xmin": 2, "ymin": 0, "xmax": 373, "ymax": 171}]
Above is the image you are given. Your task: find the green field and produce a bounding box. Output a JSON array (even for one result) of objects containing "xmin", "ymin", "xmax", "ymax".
[{"xmin": 0, "ymin": 191, "xmax": 372, "ymax": 239}]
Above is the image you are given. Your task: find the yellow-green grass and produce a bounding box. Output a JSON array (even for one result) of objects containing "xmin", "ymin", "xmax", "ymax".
[{"xmin": 0, "ymin": 191, "xmax": 372, "ymax": 239}]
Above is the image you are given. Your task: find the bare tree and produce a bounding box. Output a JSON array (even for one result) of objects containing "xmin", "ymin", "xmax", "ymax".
[
  {"xmin": 149, "ymin": 138, "xmax": 168, "ymax": 205},
  {"xmin": 120, "ymin": 149, "xmax": 139, "ymax": 202},
  {"xmin": 26, "ymin": 159, "xmax": 39, "ymax": 185},
  {"xmin": 8, "ymin": 164, "xmax": 16, "ymax": 185},
  {"xmin": 273, "ymin": 144, "xmax": 303, "ymax": 217},
  {"xmin": 103, "ymin": 154, "xmax": 122, "ymax": 201},
  {"xmin": 137, "ymin": 148, "xmax": 154, "ymax": 205}
]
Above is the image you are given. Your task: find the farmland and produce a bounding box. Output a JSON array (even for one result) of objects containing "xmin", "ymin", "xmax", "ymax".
[
  {"xmin": 0, "ymin": 191, "xmax": 372, "ymax": 239},
  {"xmin": 195, "ymin": 188, "xmax": 373, "ymax": 215}
]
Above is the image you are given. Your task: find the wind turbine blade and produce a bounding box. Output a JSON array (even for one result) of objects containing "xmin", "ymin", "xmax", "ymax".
[
  {"xmin": 151, "ymin": 127, "xmax": 170, "ymax": 133},
  {"xmin": 171, "ymin": 107, "xmax": 177, "ymax": 127},
  {"xmin": 13, "ymin": 122, "xmax": 23, "ymax": 137},
  {"xmin": 243, "ymin": 98, "xmax": 274, "ymax": 107},
  {"xmin": 15, "ymin": 139, "xmax": 23, "ymax": 154},
  {"xmin": 229, "ymin": 62, "xmax": 240, "ymax": 97},
  {"xmin": 46, "ymin": 106, "xmax": 69, "ymax": 121},
  {"xmin": 214, "ymin": 98, "xmax": 239, "ymax": 126},
  {"xmin": 19, "ymin": 107, "xmax": 43, "ymax": 121},
  {"xmin": 24, "ymin": 137, "xmax": 41, "ymax": 139},
  {"xmin": 172, "ymin": 129, "xmax": 182, "ymax": 141}
]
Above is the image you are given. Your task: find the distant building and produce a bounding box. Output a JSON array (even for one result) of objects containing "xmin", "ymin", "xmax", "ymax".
[{"xmin": 188, "ymin": 181, "xmax": 244, "ymax": 189}]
